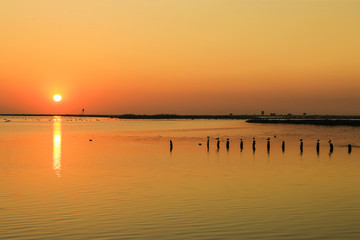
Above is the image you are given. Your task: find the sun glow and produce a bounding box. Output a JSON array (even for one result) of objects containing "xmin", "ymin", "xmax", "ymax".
[{"xmin": 53, "ymin": 94, "xmax": 62, "ymax": 102}]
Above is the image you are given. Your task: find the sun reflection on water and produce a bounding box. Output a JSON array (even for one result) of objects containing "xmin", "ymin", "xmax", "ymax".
[{"xmin": 53, "ymin": 117, "xmax": 62, "ymax": 177}]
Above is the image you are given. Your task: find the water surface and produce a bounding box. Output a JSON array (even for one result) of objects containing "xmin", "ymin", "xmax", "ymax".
[{"xmin": 1, "ymin": 117, "xmax": 360, "ymax": 239}]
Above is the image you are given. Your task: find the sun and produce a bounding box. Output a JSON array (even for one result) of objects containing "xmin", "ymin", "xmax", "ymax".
[{"xmin": 53, "ymin": 94, "xmax": 62, "ymax": 102}]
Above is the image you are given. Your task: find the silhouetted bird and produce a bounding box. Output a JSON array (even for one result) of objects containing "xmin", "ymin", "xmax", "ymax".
[
  {"xmin": 240, "ymin": 139, "xmax": 243, "ymax": 151},
  {"xmin": 316, "ymin": 139, "xmax": 320, "ymax": 154},
  {"xmin": 267, "ymin": 138, "xmax": 270, "ymax": 152},
  {"xmin": 252, "ymin": 138, "xmax": 256, "ymax": 151},
  {"xmin": 226, "ymin": 138, "xmax": 230, "ymax": 151},
  {"xmin": 282, "ymin": 141, "xmax": 285, "ymax": 152},
  {"xmin": 348, "ymin": 144, "xmax": 352, "ymax": 154},
  {"xmin": 329, "ymin": 140, "xmax": 333, "ymax": 153},
  {"xmin": 300, "ymin": 139, "xmax": 303, "ymax": 153},
  {"xmin": 170, "ymin": 140, "xmax": 173, "ymax": 152}
]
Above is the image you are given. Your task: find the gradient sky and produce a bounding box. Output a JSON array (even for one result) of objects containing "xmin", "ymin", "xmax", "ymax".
[{"xmin": 0, "ymin": 0, "xmax": 359, "ymax": 115}]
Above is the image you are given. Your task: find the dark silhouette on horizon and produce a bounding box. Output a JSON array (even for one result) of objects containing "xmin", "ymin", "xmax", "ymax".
[
  {"xmin": 348, "ymin": 144, "xmax": 352, "ymax": 154},
  {"xmin": 267, "ymin": 138, "xmax": 270, "ymax": 152},
  {"xmin": 216, "ymin": 137, "xmax": 220, "ymax": 150},
  {"xmin": 300, "ymin": 139, "xmax": 303, "ymax": 153},
  {"xmin": 170, "ymin": 140, "xmax": 173, "ymax": 152},
  {"xmin": 226, "ymin": 138, "xmax": 230, "ymax": 151},
  {"xmin": 240, "ymin": 139, "xmax": 243, "ymax": 151},
  {"xmin": 282, "ymin": 140, "xmax": 285, "ymax": 152},
  {"xmin": 252, "ymin": 138, "xmax": 256, "ymax": 152}
]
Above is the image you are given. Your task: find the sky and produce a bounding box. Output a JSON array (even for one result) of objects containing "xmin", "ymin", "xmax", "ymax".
[{"xmin": 0, "ymin": 0, "xmax": 359, "ymax": 115}]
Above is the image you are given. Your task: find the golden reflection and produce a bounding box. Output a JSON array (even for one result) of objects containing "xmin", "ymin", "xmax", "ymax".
[{"xmin": 53, "ymin": 117, "xmax": 62, "ymax": 177}]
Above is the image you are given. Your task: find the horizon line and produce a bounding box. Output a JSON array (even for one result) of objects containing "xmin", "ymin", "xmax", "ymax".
[{"xmin": 1, "ymin": 113, "xmax": 360, "ymax": 119}]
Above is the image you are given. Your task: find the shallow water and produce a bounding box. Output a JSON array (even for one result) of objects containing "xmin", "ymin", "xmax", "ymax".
[{"xmin": 1, "ymin": 116, "xmax": 360, "ymax": 239}]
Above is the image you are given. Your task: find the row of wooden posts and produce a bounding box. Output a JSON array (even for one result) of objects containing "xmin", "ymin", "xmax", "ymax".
[{"xmin": 169, "ymin": 137, "xmax": 353, "ymax": 154}]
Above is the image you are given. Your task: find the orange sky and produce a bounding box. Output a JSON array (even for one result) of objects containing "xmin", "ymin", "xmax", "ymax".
[{"xmin": 0, "ymin": 0, "xmax": 359, "ymax": 115}]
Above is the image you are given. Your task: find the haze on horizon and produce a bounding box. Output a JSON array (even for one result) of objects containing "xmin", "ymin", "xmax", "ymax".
[{"xmin": 0, "ymin": 0, "xmax": 359, "ymax": 115}]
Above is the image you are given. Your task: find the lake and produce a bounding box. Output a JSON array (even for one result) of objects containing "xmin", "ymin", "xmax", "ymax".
[{"xmin": 1, "ymin": 116, "xmax": 360, "ymax": 239}]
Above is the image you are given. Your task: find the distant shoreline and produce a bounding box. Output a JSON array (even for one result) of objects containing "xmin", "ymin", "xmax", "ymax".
[
  {"xmin": 0, "ymin": 113, "xmax": 253, "ymax": 119},
  {"xmin": 246, "ymin": 119, "xmax": 360, "ymax": 126},
  {"xmin": 1, "ymin": 114, "xmax": 360, "ymax": 126}
]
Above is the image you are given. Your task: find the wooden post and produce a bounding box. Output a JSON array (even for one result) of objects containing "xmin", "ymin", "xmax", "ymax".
[
  {"xmin": 316, "ymin": 139, "xmax": 320, "ymax": 154},
  {"xmin": 207, "ymin": 136, "xmax": 210, "ymax": 151}
]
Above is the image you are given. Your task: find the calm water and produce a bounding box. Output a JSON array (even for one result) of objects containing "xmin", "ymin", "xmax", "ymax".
[{"xmin": 1, "ymin": 116, "xmax": 360, "ymax": 239}]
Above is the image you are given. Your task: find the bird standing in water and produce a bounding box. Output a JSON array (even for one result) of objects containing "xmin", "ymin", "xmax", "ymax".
[{"xmin": 329, "ymin": 140, "xmax": 333, "ymax": 153}]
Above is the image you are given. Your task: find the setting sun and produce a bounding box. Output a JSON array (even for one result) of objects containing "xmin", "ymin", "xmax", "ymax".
[{"xmin": 53, "ymin": 94, "xmax": 62, "ymax": 102}]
